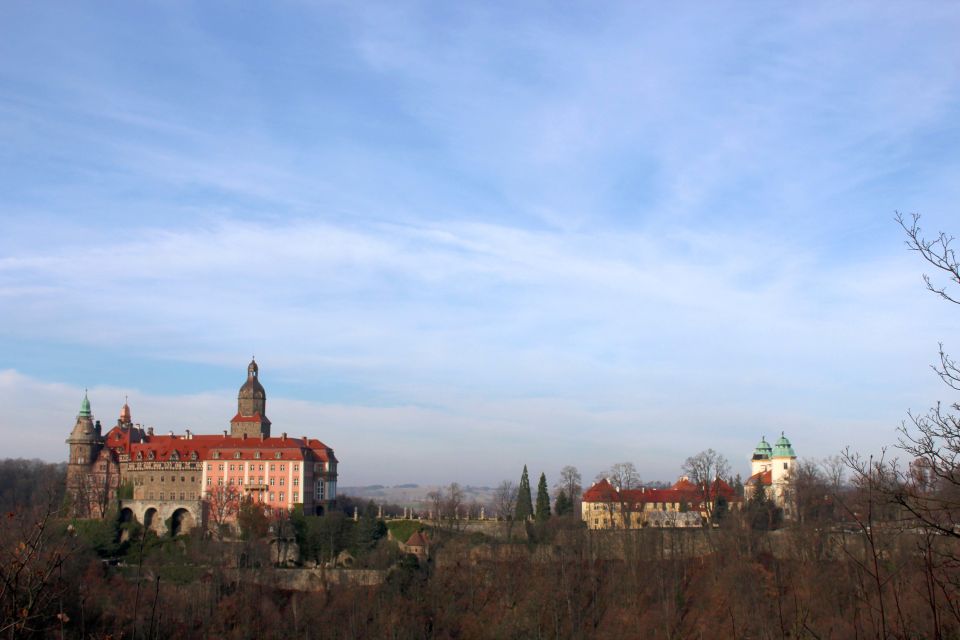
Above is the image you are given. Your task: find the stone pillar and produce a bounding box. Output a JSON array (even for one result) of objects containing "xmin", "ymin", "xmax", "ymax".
[{"xmin": 353, "ymin": 506, "xmax": 358, "ymax": 522}]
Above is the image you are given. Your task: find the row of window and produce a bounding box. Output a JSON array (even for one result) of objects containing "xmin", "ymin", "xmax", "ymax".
[
  {"xmin": 207, "ymin": 462, "xmax": 298, "ymax": 473},
  {"xmin": 146, "ymin": 492, "xmax": 197, "ymax": 501},
  {"xmin": 138, "ymin": 475, "xmax": 196, "ymax": 484},
  {"xmin": 208, "ymin": 476, "xmax": 299, "ymax": 487}
]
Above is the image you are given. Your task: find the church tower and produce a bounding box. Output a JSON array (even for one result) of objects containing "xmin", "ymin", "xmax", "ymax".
[{"xmin": 230, "ymin": 359, "xmax": 271, "ymax": 438}]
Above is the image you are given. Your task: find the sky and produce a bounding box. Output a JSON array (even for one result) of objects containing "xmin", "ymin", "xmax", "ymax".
[{"xmin": 1, "ymin": 1, "xmax": 959, "ymax": 487}]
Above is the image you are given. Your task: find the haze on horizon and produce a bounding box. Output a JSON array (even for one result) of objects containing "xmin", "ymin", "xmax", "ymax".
[{"xmin": 1, "ymin": 2, "xmax": 959, "ymax": 487}]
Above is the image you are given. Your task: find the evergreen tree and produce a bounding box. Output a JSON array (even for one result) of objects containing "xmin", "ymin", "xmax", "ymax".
[
  {"xmin": 554, "ymin": 489, "xmax": 573, "ymax": 516},
  {"xmin": 515, "ymin": 465, "xmax": 533, "ymax": 521},
  {"xmin": 535, "ymin": 472, "xmax": 551, "ymax": 521}
]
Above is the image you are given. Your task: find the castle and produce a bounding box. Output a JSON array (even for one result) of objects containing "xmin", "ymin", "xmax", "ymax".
[
  {"xmin": 580, "ymin": 433, "xmax": 799, "ymax": 529},
  {"xmin": 66, "ymin": 359, "xmax": 338, "ymax": 534}
]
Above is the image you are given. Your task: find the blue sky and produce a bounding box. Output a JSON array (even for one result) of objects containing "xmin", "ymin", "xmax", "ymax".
[{"xmin": 1, "ymin": 1, "xmax": 959, "ymax": 486}]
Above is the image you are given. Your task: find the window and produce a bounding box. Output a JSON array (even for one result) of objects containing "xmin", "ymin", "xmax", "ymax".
[
  {"xmin": 160, "ymin": 476, "xmax": 164, "ymax": 482},
  {"xmin": 280, "ymin": 464, "xmax": 285, "ymax": 472},
  {"xmin": 180, "ymin": 476, "xmax": 185, "ymax": 483},
  {"xmin": 258, "ymin": 464, "xmax": 264, "ymax": 471},
  {"xmin": 206, "ymin": 478, "xmax": 211, "ymax": 486},
  {"xmin": 218, "ymin": 463, "xmax": 224, "ymax": 471},
  {"xmin": 179, "ymin": 492, "xmax": 184, "ymax": 500},
  {"xmin": 293, "ymin": 478, "xmax": 299, "ymax": 487},
  {"xmin": 149, "ymin": 492, "xmax": 154, "ymax": 500},
  {"xmin": 279, "ymin": 492, "xmax": 284, "ymax": 502},
  {"xmin": 234, "ymin": 452, "xmax": 241, "ymax": 459},
  {"xmin": 270, "ymin": 478, "xmax": 275, "ymax": 486},
  {"xmin": 279, "ymin": 478, "xmax": 285, "ymax": 486},
  {"xmin": 229, "ymin": 478, "xmax": 234, "ymax": 485},
  {"xmin": 218, "ymin": 478, "xmax": 223, "ymax": 486},
  {"xmin": 274, "ymin": 452, "xmax": 282, "ymax": 459},
  {"xmin": 783, "ymin": 462, "xmax": 788, "ymax": 470},
  {"xmin": 159, "ymin": 492, "xmax": 164, "ymax": 500},
  {"xmin": 230, "ymin": 464, "xmax": 235, "ymax": 471},
  {"xmin": 293, "ymin": 464, "xmax": 299, "ymax": 471},
  {"xmin": 206, "ymin": 463, "xmax": 212, "ymax": 471},
  {"xmin": 255, "ymin": 451, "xmax": 261, "ymax": 459},
  {"xmin": 190, "ymin": 476, "xmax": 195, "ymax": 483},
  {"xmin": 269, "ymin": 493, "xmax": 275, "ymax": 502},
  {"xmin": 293, "ymin": 492, "xmax": 298, "ymax": 502},
  {"xmin": 149, "ymin": 476, "xmax": 154, "ymax": 483},
  {"xmin": 270, "ymin": 464, "xmax": 275, "ymax": 471}
]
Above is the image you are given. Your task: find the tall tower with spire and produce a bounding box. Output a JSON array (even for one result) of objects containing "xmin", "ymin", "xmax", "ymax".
[
  {"xmin": 65, "ymin": 392, "xmax": 105, "ymax": 515},
  {"xmin": 230, "ymin": 358, "xmax": 272, "ymax": 438}
]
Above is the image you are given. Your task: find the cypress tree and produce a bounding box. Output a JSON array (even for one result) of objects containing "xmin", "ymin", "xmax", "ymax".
[
  {"xmin": 535, "ymin": 472, "xmax": 551, "ymax": 521},
  {"xmin": 515, "ymin": 465, "xmax": 533, "ymax": 521}
]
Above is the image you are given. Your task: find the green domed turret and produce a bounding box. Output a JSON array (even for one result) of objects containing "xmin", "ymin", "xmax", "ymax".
[
  {"xmin": 772, "ymin": 432, "xmax": 796, "ymax": 458},
  {"xmin": 752, "ymin": 436, "xmax": 772, "ymax": 460},
  {"xmin": 79, "ymin": 391, "xmax": 92, "ymax": 418}
]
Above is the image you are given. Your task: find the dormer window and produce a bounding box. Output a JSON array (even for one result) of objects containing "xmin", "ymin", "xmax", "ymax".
[
  {"xmin": 234, "ymin": 451, "xmax": 241, "ymax": 459},
  {"xmin": 212, "ymin": 451, "xmax": 220, "ymax": 459},
  {"xmin": 254, "ymin": 451, "xmax": 261, "ymax": 459},
  {"xmin": 274, "ymin": 452, "xmax": 282, "ymax": 459},
  {"xmin": 190, "ymin": 451, "xmax": 198, "ymax": 461},
  {"xmin": 148, "ymin": 450, "xmax": 155, "ymax": 460},
  {"xmin": 136, "ymin": 451, "xmax": 143, "ymax": 461},
  {"xmin": 170, "ymin": 450, "xmax": 180, "ymax": 461}
]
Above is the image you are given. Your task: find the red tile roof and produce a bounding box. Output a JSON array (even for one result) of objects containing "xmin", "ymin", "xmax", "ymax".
[
  {"xmin": 747, "ymin": 470, "xmax": 772, "ymax": 486},
  {"xmin": 120, "ymin": 432, "xmax": 336, "ymax": 463},
  {"xmin": 405, "ymin": 531, "xmax": 429, "ymax": 548},
  {"xmin": 583, "ymin": 477, "xmax": 741, "ymax": 505}
]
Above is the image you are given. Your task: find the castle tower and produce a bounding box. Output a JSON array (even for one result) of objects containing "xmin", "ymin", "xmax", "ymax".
[
  {"xmin": 750, "ymin": 435, "xmax": 773, "ymax": 478},
  {"xmin": 66, "ymin": 392, "xmax": 105, "ymax": 515},
  {"xmin": 66, "ymin": 392, "xmax": 102, "ymax": 465},
  {"xmin": 230, "ymin": 358, "xmax": 271, "ymax": 438},
  {"xmin": 770, "ymin": 432, "xmax": 796, "ymax": 487},
  {"xmin": 119, "ymin": 396, "xmax": 132, "ymax": 426}
]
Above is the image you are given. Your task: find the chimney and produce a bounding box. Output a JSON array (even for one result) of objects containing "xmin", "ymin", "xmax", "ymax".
[
  {"xmin": 168, "ymin": 431, "xmax": 175, "ymax": 437},
  {"xmin": 260, "ymin": 432, "xmax": 265, "ymax": 441},
  {"xmin": 147, "ymin": 427, "xmax": 154, "ymax": 436},
  {"xmin": 281, "ymin": 432, "xmax": 287, "ymax": 440},
  {"xmin": 223, "ymin": 430, "xmax": 228, "ymax": 437},
  {"xmin": 302, "ymin": 435, "xmax": 308, "ymax": 444},
  {"xmin": 242, "ymin": 433, "xmax": 248, "ymax": 440},
  {"xmin": 185, "ymin": 429, "xmax": 192, "ymax": 439}
]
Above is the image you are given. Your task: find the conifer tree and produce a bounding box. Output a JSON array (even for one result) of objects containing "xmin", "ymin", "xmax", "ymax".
[
  {"xmin": 515, "ymin": 465, "xmax": 533, "ymax": 521},
  {"xmin": 535, "ymin": 472, "xmax": 551, "ymax": 521},
  {"xmin": 554, "ymin": 489, "xmax": 573, "ymax": 516}
]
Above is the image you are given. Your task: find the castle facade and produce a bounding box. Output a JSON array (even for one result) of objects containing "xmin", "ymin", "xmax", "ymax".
[{"xmin": 66, "ymin": 360, "xmax": 338, "ymax": 533}]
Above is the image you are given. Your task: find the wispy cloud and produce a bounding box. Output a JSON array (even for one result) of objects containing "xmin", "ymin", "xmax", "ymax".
[{"xmin": 1, "ymin": 2, "xmax": 959, "ymax": 482}]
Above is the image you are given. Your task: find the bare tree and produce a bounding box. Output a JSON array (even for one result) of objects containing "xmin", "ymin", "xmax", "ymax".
[
  {"xmin": 424, "ymin": 489, "xmax": 444, "ymax": 527},
  {"xmin": 444, "ymin": 482, "xmax": 465, "ymax": 530},
  {"xmin": 597, "ymin": 462, "xmax": 641, "ymax": 528},
  {"xmin": 893, "ymin": 213, "xmax": 960, "ymax": 538},
  {"xmin": 555, "ymin": 465, "xmax": 582, "ymax": 514},
  {"xmin": 493, "ymin": 480, "xmax": 518, "ymax": 540},
  {"xmin": 682, "ymin": 449, "xmax": 730, "ymax": 519},
  {"xmin": 205, "ymin": 484, "xmax": 241, "ymax": 539}
]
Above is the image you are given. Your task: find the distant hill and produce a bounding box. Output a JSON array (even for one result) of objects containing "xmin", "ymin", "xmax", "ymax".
[{"xmin": 339, "ymin": 484, "xmax": 496, "ymax": 507}]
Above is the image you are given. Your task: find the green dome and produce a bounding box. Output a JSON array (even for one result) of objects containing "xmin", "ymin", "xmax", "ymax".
[
  {"xmin": 772, "ymin": 432, "xmax": 796, "ymax": 457},
  {"xmin": 78, "ymin": 391, "xmax": 92, "ymax": 418},
  {"xmin": 752, "ymin": 436, "xmax": 772, "ymax": 460}
]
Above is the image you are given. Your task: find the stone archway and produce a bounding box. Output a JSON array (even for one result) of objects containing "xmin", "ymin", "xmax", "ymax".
[
  {"xmin": 143, "ymin": 507, "xmax": 160, "ymax": 534},
  {"xmin": 119, "ymin": 507, "xmax": 135, "ymax": 542},
  {"xmin": 170, "ymin": 508, "xmax": 194, "ymax": 536}
]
